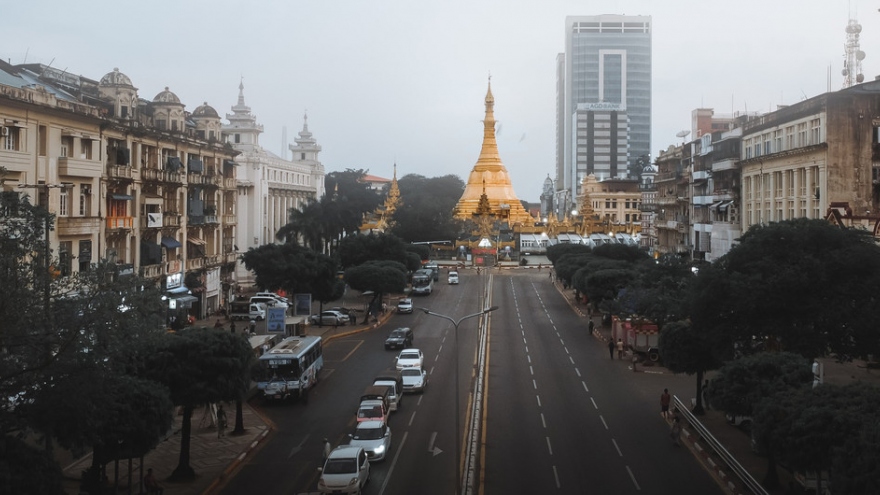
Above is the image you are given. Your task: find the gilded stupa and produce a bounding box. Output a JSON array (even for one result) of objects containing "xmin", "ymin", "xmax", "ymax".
[
  {"xmin": 359, "ymin": 164, "xmax": 401, "ymax": 233},
  {"xmin": 453, "ymin": 80, "xmax": 533, "ymax": 225}
]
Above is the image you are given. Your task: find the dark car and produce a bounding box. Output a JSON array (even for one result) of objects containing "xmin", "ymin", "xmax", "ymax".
[{"xmin": 384, "ymin": 327, "xmax": 413, "ymax": 350}]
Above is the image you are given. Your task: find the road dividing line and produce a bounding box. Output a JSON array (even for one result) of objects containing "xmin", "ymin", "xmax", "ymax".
[
  {"xmin": 600, "ymin": 415, "xmax": 608, "ymax": 430},
  {"xmin": 541, "ymin": 413, "xmax": 547, "ymax": 428},
  {"xmin": 553, "ymin": 466, "xmax": 561, "ymax": 489},
  {"xmin": 546, "ymin": 437, "xmax": 553, "ymax": 455},
  {"xmin": 626, "ymin": 465, "xmax": 641, "ymax": 490},
  {"xmin": 532, "ymin": 379, "xmax": 537, "ymax": 389},
  {"xmin": 378, "ymin": 431, "xmax": 408, "ymax": 495},
  {"xmin": 408, "ymin": 411, "xmax": 417, "ymax": 426},
  {"xmin": 575, "ymin": 368, "xmax": 581, "ymax": 377},
  {"xmin": 529, "ymin": 365, "xmax": 534, "ymax": 375},
  {"xmin": 612, "ymin": 438, "xmax": 623, "ymax": 457},
  {"xmin": 536, "ymin": 395, "xmax": 542, "ymax": 407},
  {"xmin": 590, "ymin": 397, "xmax": 598, "ymax": 409},
  {"xmin": 582, "ymin": 381, "xmax": 589, "ymax": 392}
]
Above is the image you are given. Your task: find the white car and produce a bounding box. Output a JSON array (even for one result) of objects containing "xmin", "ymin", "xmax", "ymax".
[
  {"xmin": 318, "ymin": 445, "xmax": 371, "ymax": 494},
  {"xmin": 309, "ymin": 310, "xmax": 348, "ymax": 326},
  {"xmin": 348, "ymin": 420, "xmax": 392, "ymax": 461},
  {"xmin": 448, "ymin": 271, "xmax": 459, "ymax": 284},
  {"xmin": 401, "ymin": 367, "xmax": 427, "ymax": 393},
  {"xmin": 395, "ymin": 348, "xmax": 424, "ymax": 370},
  {"xmin": 397, "ymin": 298, "xmax": 413, "ymax": 314}
]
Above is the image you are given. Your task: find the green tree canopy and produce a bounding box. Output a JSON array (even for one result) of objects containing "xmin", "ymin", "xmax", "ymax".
[
  {"xmin": 546, "ymin": 243, "xmax": 591, "ymax": 264},
  {"xmin": 240, "ymin": 242, "xmax": 341, "ymax": 304},
  {"xmin": 345, "ymin": 260, "xmax": 408, "ymax": 295},
  {"xmin": 390, "ymin": 174, "xmax": 464, "ymax": 243},
  {"xmin": 336, "ymin": 232, "xmax": 408, "ymax": 269},
  {"xmin": 691, "ymin": 219, "xmax": 880, "ymax": 359},
  {"xmin": 658, "ymin": 320, "xmax": 727, "ymax": 415},
  {"xmin": 617, "ymin": 254, "xmax": 695, "ymax": 327}
]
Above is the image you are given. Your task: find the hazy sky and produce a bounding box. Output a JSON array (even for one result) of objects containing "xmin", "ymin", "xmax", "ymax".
[{"xmin": 3, "ymin": 0, "xmax": 878, "ymax": 202}]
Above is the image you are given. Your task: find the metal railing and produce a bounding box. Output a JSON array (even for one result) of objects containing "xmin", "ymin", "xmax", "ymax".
[{"xmin": 673, "ymin": 396, "xmax": 768, "ymax": 495}]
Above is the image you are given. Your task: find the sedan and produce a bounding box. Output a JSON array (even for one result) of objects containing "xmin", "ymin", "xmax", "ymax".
[
  {"xmin": 401, "ymin": 367, "xmax": 427, "ymax": 393},
  {"xmin": 397, "ymin": 298, "xmax": 413, "ymax": 314},
  {"xmin": 395, "ymin": 348, "xmax": 423, "ymax": 370},
  {"xmin": 348, "ymin": 420, "xmax": 392, "ymax": 462},
  {"xmin": 309, "ymin": 310, "xmax": 348, "ymax": 326},
  {"xmin": 318, "ymin": 445, "xmax": 370, "ymax": 494}
]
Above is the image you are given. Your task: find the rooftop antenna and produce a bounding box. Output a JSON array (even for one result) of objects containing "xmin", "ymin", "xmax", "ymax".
[{"xmin": 842, "ymin": 9, "xmax": 865, "ymax": 88}]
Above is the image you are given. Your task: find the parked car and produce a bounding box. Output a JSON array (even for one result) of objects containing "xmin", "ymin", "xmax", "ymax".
[
  {"xmin": 348, "ymin": 420, "xmax": 392, "ymax": 461},
  {"xmin": 448, "ymin": 271, "xmax": 459, "ymax": 284},
  {"xmin": 317, "ymin": 445, "xmax": 371, "ymax": 494},
  {"xmin": 397, "ymin": 298, "xmax": 413, "ymax": 314},
  {"xmin": 309, "ymin": 310, "xmax": 348, "ymax": 326},
  {"xmin": 395, "ymin": 348, "xmax": 424, "ymax": 370},
  {"xmin": 385, "ymin": 327, "xmax": 414, "ymax": 350},
  {"xmin": 401, "ymin": 367, "xmax": 427, "ymax": 393}
]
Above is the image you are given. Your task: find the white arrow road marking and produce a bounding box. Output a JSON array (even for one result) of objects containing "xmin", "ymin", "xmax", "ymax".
[
  {"xmin": 428, "ymin": 431, "xmax": 443, "ymax": 456},
  {"xmin": 288, "ymin": 433, "xmax": 310, "ymax": 458}
]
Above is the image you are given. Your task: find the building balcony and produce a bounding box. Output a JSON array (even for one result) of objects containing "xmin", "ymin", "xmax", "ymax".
[
  {"xmin": 107, "ymin": 216, "xmax": 134, "ymax": 230},
  {"xmin": 58, "ymin": 156, "xmax": 101, "ymax": 178},
  {"xmin": 107, "ymin": 164, "xmax": 133, "ymax": 181},
  {"xmin": 222, "ymin": 214, "xmax": 236, "ymax": 225},
  {"xmin": 656, "ymin": 196, "xmax": 678, "ymax": 206},
  {"xmin": 143, "ymin": 168, "xmax": 184, "ymax": 184},
  {"xmin": 225, "ymin": 252, "xmax": 239, "ymax": 264},
  {"xmin": 141, "ymin": 263, "xmax": 163, "ymax": 279},
  {"xmin": 57, "ymin": 216, "xmax": 101, "ymax": 236},
  {"xmin": 224, "ymin": 178, "xmax": 237, "ymax": 189},
  {"xmin": 204, "ymin": 215, "xmax": 219, "ymax": 224},
  {"xmin": 188, "ymin": 257, "xmax": 204, "ymax": 270},
  {"xmin": 712, "ymin": 157, "xmax": 737, "ymax": 172},
  {"xmin": 205, "ymin": 254, "xmax": 221, "ymax": 266}
]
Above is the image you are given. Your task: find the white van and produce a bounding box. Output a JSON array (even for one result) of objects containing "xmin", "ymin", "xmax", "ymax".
[
  {"xmin": 250, "ymin": 295, "xmax": 289, "ymax": 312},
  {"xmin": 249, "ymin": 302, "xmax": 267, "ymax": 321}
]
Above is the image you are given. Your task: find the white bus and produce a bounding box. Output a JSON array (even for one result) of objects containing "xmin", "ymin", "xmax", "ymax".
[{"xmin": 256, "ymin": 336, "xmax": 323, "ymax": 402}]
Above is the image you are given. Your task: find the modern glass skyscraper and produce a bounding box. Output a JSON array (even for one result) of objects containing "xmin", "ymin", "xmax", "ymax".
[{"xmin": 557, "ymin": 15, "xmax": 652, "ymax": 201}]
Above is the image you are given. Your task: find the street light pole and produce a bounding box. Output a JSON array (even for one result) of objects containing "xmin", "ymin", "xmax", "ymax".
[{"xmin": 420, "ymin": 305, "xmax": 498, "ymax": 495}]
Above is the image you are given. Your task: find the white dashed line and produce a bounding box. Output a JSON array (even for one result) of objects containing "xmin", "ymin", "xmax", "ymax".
[
  {"xmin": 541, "ymin": 413, "xmax": 547, "ymax": 428},
  {"xmin": 553, "ymin": 466, "xmax": 561, "ymax": 488},
  {"xmin": 590, "ymin": 397, "xmax": 598, "ymax": 409},
  {"xmin": 626, "ymin": 465, "xmax": 641, "ymax": 490},
  {"xmin": 575, "ymin": 368, "xmax": 581, "ymax": 377},
  {"xmin": 532, "ymin": 379, "xmax": 537, "ymax": 389},
  {"xmin": 612, "ymin": 438, "xmax": 622, "ymax": 456},
  {"xmin": 546, "ymin": 437, "xmax": 553, "ymax": 455},
  {"xmin": 536, "ymin": 395, "xmax": 542, "ymax": 407},
  {"xmin": 600, "ymin": 415, "xmax": 608, "ymax": 429},
  {"xmin": 582, "ymin": 382, "xmax": 589, "ymax": 393},
  {"xmin": 529, "ymin": 365, "xmax": 534, "ymax": 375}
]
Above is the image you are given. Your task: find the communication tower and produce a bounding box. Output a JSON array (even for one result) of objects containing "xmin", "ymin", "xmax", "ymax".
[{"xmin": 842, "ymin": 17, "xmax": 865, "ymax": 88}]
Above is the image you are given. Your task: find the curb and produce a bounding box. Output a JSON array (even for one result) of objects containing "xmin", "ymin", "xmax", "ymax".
[
  {"xmin": 671, "ymin": 417, "xmax": 747, "ymax": 495},
  {"xmin": 202, "ymin": 428, "xmax": 270, "ymax": 495}
]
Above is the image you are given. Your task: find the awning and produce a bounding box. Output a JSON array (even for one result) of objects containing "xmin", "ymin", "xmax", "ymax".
[
  {"xmin": 718, "ymin": 201, "xmax": 733, "ymax": 211},
  {"xmin": 111, "ymin": 194, "xmax": 134, "ymax": 201},
  {"xmin": 161, "ymin": 236, "xmax": 182, "ymax": 249},
  {"xmin": 709, "ymin": 201, "xmax": 723, "ymax": 209},
  {"xmin": 173, "ymin": 295, "xmax": 198, "ymax": 306},
  {"xmin": 167, "ymin": 286, "xmax": 190, "ymax": 295},
  {"xmin": 187, "ymin": 236, "xmax": 206, "ymax": 246}
]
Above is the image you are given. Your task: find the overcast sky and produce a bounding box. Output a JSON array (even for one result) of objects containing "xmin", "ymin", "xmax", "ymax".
[{"xmin": 3, "ymin": 0, "xmax": 878, "ymax": 202}]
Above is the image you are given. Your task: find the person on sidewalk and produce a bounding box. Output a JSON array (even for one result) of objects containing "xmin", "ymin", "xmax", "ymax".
[
  {"xmin": 608, "ymin": 339, "xmax": 615, "ymax": 359},
  {"xmin": 661, "ymin": 389, "xmax": 671, "ymax": 419},
  {"xmin": 588, "ymin": 320, "xmax": 595, "ymax": 333},
  {"xmin": 348, "ymin": 311, "xmax": 356, "ymax": 325},
  {"xmin": 230, "ymin": 320, "xmax": 237, "ymax": 334},
  {"xmin": 669, "ymin": 416, "xmax": 682, "ymax": 446},
  {"xmin": 616, "ymin": 339, "xmax": 624, "ymax": 359},
  {"xmin": 217, "ymin": 404, "xmax": 228, "ymax": 438},
  {"xmin": 702, "ymin": 379, "xmax": 711, "ymax": 410},
  {"xmin": 144, "ymin": 468, "xmax": 164, "ymax": 495}
]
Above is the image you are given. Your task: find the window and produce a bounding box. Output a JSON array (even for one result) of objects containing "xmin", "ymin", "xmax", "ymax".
[
  {"xmin": 81, "ymin": 139, "xmax": 92, "ymax": 160},
  {"xmin": 797, "ymin": 123, "xmax": 808, "ymax": 147},
  {"xmin": 234, "ymin": 134, "xmax": 240, "ymax": 144},
  {"xmin": 301, "ymin": 153, "xmax": 306, "ymax": 160},
  {"xmin": 785, "ymin": 126, "xmax": 794, "ymax": 150},
  {"xmin": 78, "ymin": 240, "xmax": 91, "ymax": 273},
  {"xmin": 80, "ymin": 184, "xmax": 91, "ymax": 216},
  {"xmin": 121, "ymin": 105, "xmax": 128, "ymax": 118},
  {"xmin": 59, "ymin": 188, "xmax": 69, "ymax": 217},
  {"xmin": 2, "ymin": 126, "xmax": 21, "ymax": 151},
  {"xmin": 39, "ymin": 125, "xmax": 47, "ymax": 156},
  {"xmin": 774, "ymin": 130, "xmax": 783, "ymax": 152},
  {"xmin": 810, "ymin": 118, "xmax": 821, "ymax": 145}
]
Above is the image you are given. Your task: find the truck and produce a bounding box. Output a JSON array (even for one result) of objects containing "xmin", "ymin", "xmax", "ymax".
[
  {"xmin": 611, "ymin": 315, "xmax": 660, "ymax": 362},
  {"xmin": 229, "ymin": 300, "xmax": 251, "ymax": 321},
  {"xmin": 373, "ymin": 369, "xmax": 403, "ymax": 411}
]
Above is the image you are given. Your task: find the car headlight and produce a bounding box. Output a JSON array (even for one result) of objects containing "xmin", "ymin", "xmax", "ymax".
[
  {"xmin": 349, "ymin": 477, "xmax": 360, "ymax": 486},
  {"xmin": 373, "ymin": 444, "xmax": 385, "ymax": 454}
]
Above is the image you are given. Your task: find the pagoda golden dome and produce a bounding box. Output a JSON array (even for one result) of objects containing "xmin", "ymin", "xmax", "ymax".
[{"xmin": 453, "ymin": 80, "xmax": 532, "ymax": 225}]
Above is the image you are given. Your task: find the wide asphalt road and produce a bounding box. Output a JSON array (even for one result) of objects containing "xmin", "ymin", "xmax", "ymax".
[{"xmin": 482, "ymin": 270, "xmax": 721, "ymax": 494}]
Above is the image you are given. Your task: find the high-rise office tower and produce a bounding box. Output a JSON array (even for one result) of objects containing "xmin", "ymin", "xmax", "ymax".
[{"xmin": 557, "ymin": 15, "xmax": 652, "ymax": 202}]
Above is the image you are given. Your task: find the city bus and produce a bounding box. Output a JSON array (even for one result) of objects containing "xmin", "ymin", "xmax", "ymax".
[{"xmin": 256, "ymin": 335, "xmax": 323, "ymax": 402}]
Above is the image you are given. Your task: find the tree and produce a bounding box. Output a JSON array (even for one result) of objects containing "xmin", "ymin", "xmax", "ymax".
[
  {"xmin": 345, "ymin": 261, "xmax": 408, "ymax": 323},
  {"xmin": 241, "ymin": 242, "xmax": 341, "ymax": 302},
  {"xmin": 0, "ymin": 435, "xmax": 64, "ymax": 495},
  {"xmin": 546, "ymin": 243, "xmax": 591, "ymax": 265},
  {"xmin": 336, "ymin": 232, "xmax": 408, "ymax": 269},
  {"xmin": 709, "ymin": 352, "xmax": 813, "ymax": 488},
  {"xmin": 691, "ymin": 219, "xmax": 880, "ymax": 359},
  {"xmin": 390, "ymin": 174, "xmax": 464, "ymax": 242},
  {"xmin": 144, "ymin": 328, "xmax": 251, "ymax": 479},
  {"xmin": 658, "ymin": 320, "xmax": 726, "ymax": 415},
  {"xmin": 618, "ymin": 254, "xmax": 696, "ymax": 328}
]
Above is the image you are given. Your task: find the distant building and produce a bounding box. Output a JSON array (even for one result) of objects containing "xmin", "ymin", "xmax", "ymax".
[{"xmin": 558, "ymin": 15, "xmax": 652, "ymax": 202}]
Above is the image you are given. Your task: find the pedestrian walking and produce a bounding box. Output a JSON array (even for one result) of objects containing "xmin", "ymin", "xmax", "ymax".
[
  {"xmin": 616, "ymin": 339, "xmax": 624, "ymax": 359},
  {"xmin": 349, "ymin": 311, "xmax": 356, "ymax": 325},
  {"xmin": 661, "ymin": 388, "xmax": 671, "ymax": 419},
  {"xmin": 588, "ymin": 320, "xmax": 595, "ymax": 333},
  {"xmin": 608, "ymin": 339, "xmax": 615, "ymax": 359},
  {"xmin": 214, "ymin": 319, "xmax": 223, "ymax": 329},
  {"xmin": 669, "ymin": 416, "xmax": 682, "ymax": 446},
  {"xmin": 249, "ymin": 319, "xmax": 256, "ymax": 334},
  {"xmin": 230, "ymin": 320, "xmax": 236, "ymax": 334},
  {"xmin": 322, "ymin": 438, "xmax": 331, "ymax": 461},
  {"xmin": 216, "ymin": 404, "xmax": 227, "ymax": 438},
  {"xmin": 143, "ymin": 468, "xmax": 164, "ymax": 495}
]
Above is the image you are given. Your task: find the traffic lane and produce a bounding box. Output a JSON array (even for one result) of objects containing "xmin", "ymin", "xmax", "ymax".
[
  {"xmin": 380, "ymin": 273, "xmax": 485, "ymax": 495},
  {"xmin": 218, "ymin": 327, "xmax": 407, "ymax": 495},
  {"xmin": 483, "ymin": 272, "xmax": 722, "ymax": 495}
]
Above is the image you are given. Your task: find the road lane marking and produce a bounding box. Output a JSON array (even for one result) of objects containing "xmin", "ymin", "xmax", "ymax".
[
  {"xmin": 590, "ymin": 397, "xmax": 598, "ymax": 409},
  {"xmin": 564, "ymin": 346, "xmax": 570, "ymax": 355},
  {"xmin": 287, "ymin": 433, "xmax": 310, "ymax": 459},
  {"xmin": 529, "ymin": 365, "xmax": 534, "ymax": 375},
  {"xmin": 626, "ymin": 465, "xmax": 641, "ymax": 490},
  {"xmin": 553, "ymin": 466, "xmax": 561, "ymax": 488},
  {"xmin": 409, "ymin": 411, "xmax": 417, "ymax": 426},
  {"xmin": 340, "ymin": 340, "xmax": 365, "ymax": 361},
  {"xmin": 575, "ymin": 368, "xmax": 581, "ymax": 377},
  {"xmin": 569, "ymin": 356, "xmax": 575, "ymax": 364},
  {"xmin": 582, "ymin": 382, "xmax": 589, "ymax": 393},
  {"xmin": 536, "ymin": 395, "xmax": 542, "ymax": 407},
  {"xmin": 541, "ymin": 413, "xmax": 547, "ymax": 428},
  {"xmin": 612, "ymin": 438, "xmax": 622, "ymax": 456},
  {"xmin": 600, "ymin": 415, "xmax": 608, "ymax": 430},
  {"xmin": 378, "ymin": 431, "xmax": 408, "ymax": 495},
  {"xmin": 546, "ymin": 436, "xmax": 553, "ymax": 455},
  {"xmin": 527, "ymin": 355, "xmax": 531, "ymax": 363},
  {"xmin": 532, "ymin": 379, "xmax": 537, "ymax": 389}
]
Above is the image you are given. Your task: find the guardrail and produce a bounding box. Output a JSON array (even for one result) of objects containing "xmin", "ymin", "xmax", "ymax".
[{"xmin": 673, "ymin": 396, "xmax": 768, "ymax": 495}]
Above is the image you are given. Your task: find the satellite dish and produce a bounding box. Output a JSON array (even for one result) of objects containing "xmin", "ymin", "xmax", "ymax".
[{"xmin": 675, "ymin": 130, "xmax": 690, "ymax": 139}]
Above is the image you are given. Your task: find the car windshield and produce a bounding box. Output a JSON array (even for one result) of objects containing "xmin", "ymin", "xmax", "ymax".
[
  {"xmin": 401, "ymin": 368, "xmax": 421, "ymax": 377},
  {"xmin": 390, "ymin": 331, "xmax": 405, "ymax": 338},
  {"xmin": 400, "ymin": 352, "xmax": 419, "ymax": 360},
  {"xmin": 353, "ymin": 426, "xmax": 384, "ymax": 440},
  {"xmin": 358, "ymin": 406, "xmax": 383, "ymax": 418},
  {"xmin": 323, "ymin": 458, "xmax": 357, "ymax": 474}
]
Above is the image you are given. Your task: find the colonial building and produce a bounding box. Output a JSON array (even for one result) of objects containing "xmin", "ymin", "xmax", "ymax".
[
  {"xmin": 223, "ymin": 84, "xmax": 325, "ymax": 285},
  {"xmin": 0, "ymin": 61, "xmax": 239, "ymax": 320}
]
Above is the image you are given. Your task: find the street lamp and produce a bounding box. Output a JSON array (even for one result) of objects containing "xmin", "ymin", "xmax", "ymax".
[{"xmin": 419, "ymin": 305, "xmax": 498, "ymax": 495}]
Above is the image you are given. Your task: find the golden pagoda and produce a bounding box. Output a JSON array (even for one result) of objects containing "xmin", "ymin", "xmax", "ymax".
[
  {"xmin": 359, "ymin": 164, "xmax": 402, "ymax": 233},
  {"xmin": 453, "ymin": 79, "xmax": 533, "ymax": 226}
]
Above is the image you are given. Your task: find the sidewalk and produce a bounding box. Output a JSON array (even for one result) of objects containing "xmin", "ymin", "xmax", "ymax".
[{"xmin": 61, "ymin": 307, "xmax": 391, "ymax": 495}]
